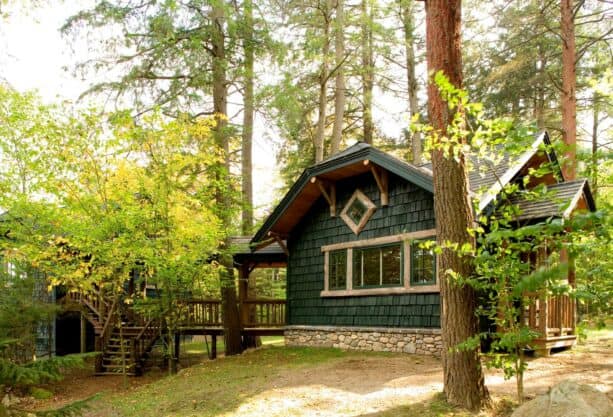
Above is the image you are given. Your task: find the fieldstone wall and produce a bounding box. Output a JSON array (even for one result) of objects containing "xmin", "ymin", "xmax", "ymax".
[{"xmin": 285, "ymin": 325, "xmax": 442, "ymax": 356}]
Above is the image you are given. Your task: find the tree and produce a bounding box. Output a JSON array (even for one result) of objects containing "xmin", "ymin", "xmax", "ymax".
[
  {"xmin": 423, "ymin": 0, "xmax": 489, "ymax": 410},
  {"xmin": 561, "ymin": 0, "xmax": 578, "ymax": 179},
  {"xmin": 399, "ymin": 0, "xmax": 422, "ymax": 164},
  {"xmin": 361, "ymin": 0, "xmax": 374, "ymax": 144},
  {"xmin": 314, "ymin": 0, "xmax": 332, "ymax": 162},
  {"xmin": 241, "ymin": 0, "xmax": 255, "ymax": 234},
  {"xmin": 330, "ymin": 0, "xmax": 345, "ymax": 155}
]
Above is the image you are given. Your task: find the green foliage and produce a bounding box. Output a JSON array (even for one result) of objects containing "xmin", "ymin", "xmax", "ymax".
[
  {"xmin": 35, "ymin": 395, "xmax": 95, "ymax": 417},
  {"xmin": 29, "ymin": 387, "xmax": 53, "ymax": 400},
  {"xmin": 0, "ymin": 353, "xmax": 92, "ymax": 388}
]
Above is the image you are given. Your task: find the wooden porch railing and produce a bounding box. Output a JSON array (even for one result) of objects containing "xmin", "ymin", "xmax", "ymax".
[
  {"xmin": 183, "ymin": 299, "xmax": 223, "ymax": 327},
  {"xmin": 241, "ymin": 299, "xmax": 286, "ymax": 328},
  {"xmin": 180, "ymin": 299, "xmax": 286, "ymax": 328},
  {"xmin": 523, "ymin": 293, "xmax": 575, "ymax": 338}
]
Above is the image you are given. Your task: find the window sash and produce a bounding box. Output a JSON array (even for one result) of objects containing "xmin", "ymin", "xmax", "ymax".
[
  {"xmin": 322, "ymin": 231, "xmax": 438, "ymax": 294},
  {"xmin": 328, "ymin": 250, "xmax": 347, "ymax": 290},
  {"xmin": 410, "ymin": 240, "xmax": 436, "ymax": 286},
  {"xmin": 352, "ymin": 243, "xmax": 402, "ymax": 289}
]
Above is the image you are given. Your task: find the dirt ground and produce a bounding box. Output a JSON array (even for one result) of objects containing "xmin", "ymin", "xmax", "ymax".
[{"xmin": 28, "ymin": 332, "xmax": 612, "ymax": 416}]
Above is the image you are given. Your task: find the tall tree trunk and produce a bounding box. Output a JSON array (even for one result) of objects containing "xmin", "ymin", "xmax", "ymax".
[
  {"xmin": 239, "ymin": 0, "xmax": 261, "ymax": 349},
  {"xmin": 242, "ymin": 0, "xmax": 254, "ymax": 234},
  {"xmin": 535, "ymin": 45, "xmax": 546, "ymax": 130},
  {"xmin": 561, "ymin": 0, "xmax": 577, "ymax": 180},
  {"xmin": 424, "ymin": 0, "xmax": 489, "ymax": 410},
  {"xmin": 591, "ymin": 91, "xmax": 599, "ymax": 201},
  {"xmin": 400, "ymin": 0, "xmax": 421, "ymax": 164},
  {"xmin": 361, "ymin": 0, "xmax": 374, "ymax": 144},
  {"xmin": 330, "ymin": 0, "xmax": 345, "ymax": 155},
  {"xmin": 314, "ymin": 0, "xmax": 331, "ymax": 162},
  {"xmin": 212, "ymin": 2, "xmax": 242, "ymax": 356}
]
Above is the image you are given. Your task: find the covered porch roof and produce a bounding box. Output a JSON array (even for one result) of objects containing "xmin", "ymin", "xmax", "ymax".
[{"xmin": 230, "ymin": 236, "xmax": 287, "ymax": 269}]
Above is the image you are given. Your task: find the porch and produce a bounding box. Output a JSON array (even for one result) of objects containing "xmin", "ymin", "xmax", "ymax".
[{"xmin": 524, "ymin": 293, "xmax": 577, "ymax": 355}]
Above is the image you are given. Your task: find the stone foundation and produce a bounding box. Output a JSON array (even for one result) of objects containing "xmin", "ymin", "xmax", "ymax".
[{"xmin": 285, "ymin": 325, "xmax": 442, "ymax": 356}]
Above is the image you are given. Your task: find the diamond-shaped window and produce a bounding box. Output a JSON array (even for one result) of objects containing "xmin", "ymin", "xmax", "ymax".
[{"xmin": 341, "ymin": 189, "xmax": 376, "ymax": 235}]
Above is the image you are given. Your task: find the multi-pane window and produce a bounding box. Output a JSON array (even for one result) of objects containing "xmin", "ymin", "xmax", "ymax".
[
  {"xmin": 323, "ymin": 235, "xmax": 437, "ymax": 293},
  {"xmin": 328, "ymin": 250, "xmax": 347, "ymax": 290},
  {"xmin": 410, "ymin": 240, "xmax": 436, "ymax": 285},
  {"xmin": 352, "ymin": 244, "xmax": 402, "ymax": 288}
]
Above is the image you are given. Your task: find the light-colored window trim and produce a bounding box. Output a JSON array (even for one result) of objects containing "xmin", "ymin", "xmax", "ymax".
[
  {"xmin": 410, "ymin": 239, "xmax": 437, "ymax": 286},
  {"xmin": 321, "ymin": 230, "xmax": 439, "ymax": 297},
  {"xmin": 352, "ymin": 243, "xmax": 403, "ymax": 289},
  {"xmin": 340, "ymin": 189, "xmax": 376, "ymax": 235}
]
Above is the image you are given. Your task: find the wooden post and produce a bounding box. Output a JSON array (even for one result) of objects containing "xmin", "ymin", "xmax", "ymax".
[
  {"xmin": 94, "ymin": 336, "xmax": 103, "ymax": 373},
  {"xmin": 174, "ymin": 333, "xmax": 180, "ymax": 367},
  {"xmin": 210, "ymin": 334, "xmax": 217, "ymax": 360},
  {"xmin": 80, "ymin": 313, "xmax": 87, "ymax": 353},
  {"xmin": 238, "ymin": 264, "xmax": 249, "ymax": 328}
]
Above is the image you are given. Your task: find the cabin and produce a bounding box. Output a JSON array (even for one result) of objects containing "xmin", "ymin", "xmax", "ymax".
[
  {"xmin": 236, "ymin": 132, "xmax": 595, "ymax": 357},
  {"xmin": 59, "ymin": 131, "xmax": 595, "ymax": 375}
]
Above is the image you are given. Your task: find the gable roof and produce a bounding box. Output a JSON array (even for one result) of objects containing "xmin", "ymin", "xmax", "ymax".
[
  {"xmin": 252, "ymin": 143, "xmax": 433, "ymax": 242},
  {"xmin": 252, "ymin": 132, "xmax": 592, "ymax": 244},
  {"xmin": 507, "ymin": 179, "xmax": 596, "ymax": 222},
  {"xmin": 230, "ymin": 236, "xmax": 287, "ymax": 267},
  {"xmin": 419, "ymin": 132, "xmax": 564, "ymax": 212}
]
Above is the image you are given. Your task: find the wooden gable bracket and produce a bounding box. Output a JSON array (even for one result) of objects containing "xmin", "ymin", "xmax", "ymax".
[
  {"xmin": 310, "ymin": 177, "xmax": 336, "ymax": 217},
  {"xmin": 267, "ymin": 231, "xmax": 289, "ymax": 256},
  {"xmin": 363, "ymin": 160, "xmax": 389, "ymax": 206}
]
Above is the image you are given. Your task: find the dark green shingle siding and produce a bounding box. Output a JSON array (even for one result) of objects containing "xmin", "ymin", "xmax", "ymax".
[{"xmin": 287, "ymin": 173, "xmax": 440, "ymax": 328}]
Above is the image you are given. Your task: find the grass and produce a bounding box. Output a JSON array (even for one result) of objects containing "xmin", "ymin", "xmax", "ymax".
[
  {"xmin": 96, "ymin": 346, "xmax": 351, "ymax": 417},
  {"xmin": 87, "ymin": 345, "xmax": 497, "ymax": 417},
  {"xmin": 181, "ymin": 336, "xmax": 284, "ymax": 356}
]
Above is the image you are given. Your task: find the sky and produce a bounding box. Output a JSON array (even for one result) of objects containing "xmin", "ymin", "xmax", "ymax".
[{"xmin": 0, "ymin": 1, "xmax": 282, "ymax": 220}]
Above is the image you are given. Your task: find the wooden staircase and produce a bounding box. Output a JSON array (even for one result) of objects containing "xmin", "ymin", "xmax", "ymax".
[{"xmin": 69, "ymin": 290, "xmax": 162, "ymax": 376}]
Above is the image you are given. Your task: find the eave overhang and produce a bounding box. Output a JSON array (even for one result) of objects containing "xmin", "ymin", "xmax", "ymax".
[{"xmin": 251, "ymin": 144, "xmax": 433, "ymax": 243}]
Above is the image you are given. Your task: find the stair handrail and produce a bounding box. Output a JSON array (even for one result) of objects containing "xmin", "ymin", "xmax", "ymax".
[
  {"xmin": 132, "ymin": 313, "xmax": 163, "ymax": 369},
  {"xmin": 100, "ymin": 296, "xmax": 119, "ymax": 349},
  {"xmin": 135, "ymin": 315, "xmax": 160, "ymax": 342}
]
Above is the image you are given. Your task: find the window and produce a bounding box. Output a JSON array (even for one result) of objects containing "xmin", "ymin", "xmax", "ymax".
[
  {"xmin": 353, "ymin": 244, "xmax": 402, "ymax": 288},
  {"xmin": 340, "ymin": 189, "xmax": 376, "ymax": 234},
  {"xmin": 328, "ymin": 250, "xmax": 347, "ymax": 290},
  {"xmin": 346, "ymin": 198, "xmax": 368, "ymax": 225},
  {"xmin": 321, "ymin": 230, "xmax": 438, "ymax": 296},
  {"xmin": 410, "ymin": 240, "xmax": 436, "ymax": 285}
]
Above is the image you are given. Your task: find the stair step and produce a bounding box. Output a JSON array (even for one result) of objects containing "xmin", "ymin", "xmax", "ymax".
[
  {"xmin": 102, "ymin": 356, "xmax": 132, "ymax": 363},
  {"xmin": 95, "ymin": 371, "xmax": 137, "ymax": 376},
  {"xmin": 103, "ymin": 362, "xmax": 136, "ymax": 367}
]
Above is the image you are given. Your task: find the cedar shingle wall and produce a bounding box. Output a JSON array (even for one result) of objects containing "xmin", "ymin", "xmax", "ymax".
[{"xmin": 287, "ymin": 173, "xmax": 440, "ymax": 328}]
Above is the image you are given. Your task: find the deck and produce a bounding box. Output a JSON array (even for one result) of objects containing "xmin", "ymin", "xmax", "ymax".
[
  {"xmin": 179, "ymin": 298, "xmax": 286, "ymax": 334},
  {"xmin": 175, "ymin": 298, "xmax": 286, "ymax": 359},
  {"xmin": 523, "ymin": 293, "xmax": 576, "ymax": 355}
]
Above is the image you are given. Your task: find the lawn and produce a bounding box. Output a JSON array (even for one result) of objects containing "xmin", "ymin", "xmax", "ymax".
[
  {"xmin": 80, "ymin": 344, "xmax": 500, "ymax": 417},
  {"xmin": 31, "ymin": 329, "xmax": 611, "ymax": 417}
]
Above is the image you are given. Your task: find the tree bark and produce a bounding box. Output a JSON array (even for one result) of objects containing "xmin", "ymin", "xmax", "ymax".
[
  {"xmin": 211, "ymin": 2, "xmax": 242, "ymax": 356},
  {"xmin": 361, "ymin": 0, "xmax": 374, "ymax": 144},
  {"xmin": 330, "ymin": 0, "xmax": 346, "ymax": 155},
  {"xmin": 242, "ymin": 0, "xmax": 254, "ymax": 234},
  {"xmin": 591, "ymin": 91, "xmax": 599, "ymax": 201},
  {"xmin": 424, "ymin": 0, "xmax": 489, "ymax": 410},
  {"xmin": 534, "ymin": 45, "xmax": 546, "ymax": 130},
  {"xmin": 314, "ymin": 0, "xmax": 332, "ymax": 162},
  {"xmin": 400, "ymin": 0, "xmax": 421, "ymax": 164},
  {"xmin": 561, "ymin": 0, "xmax": 577, "ymax": 180}
]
